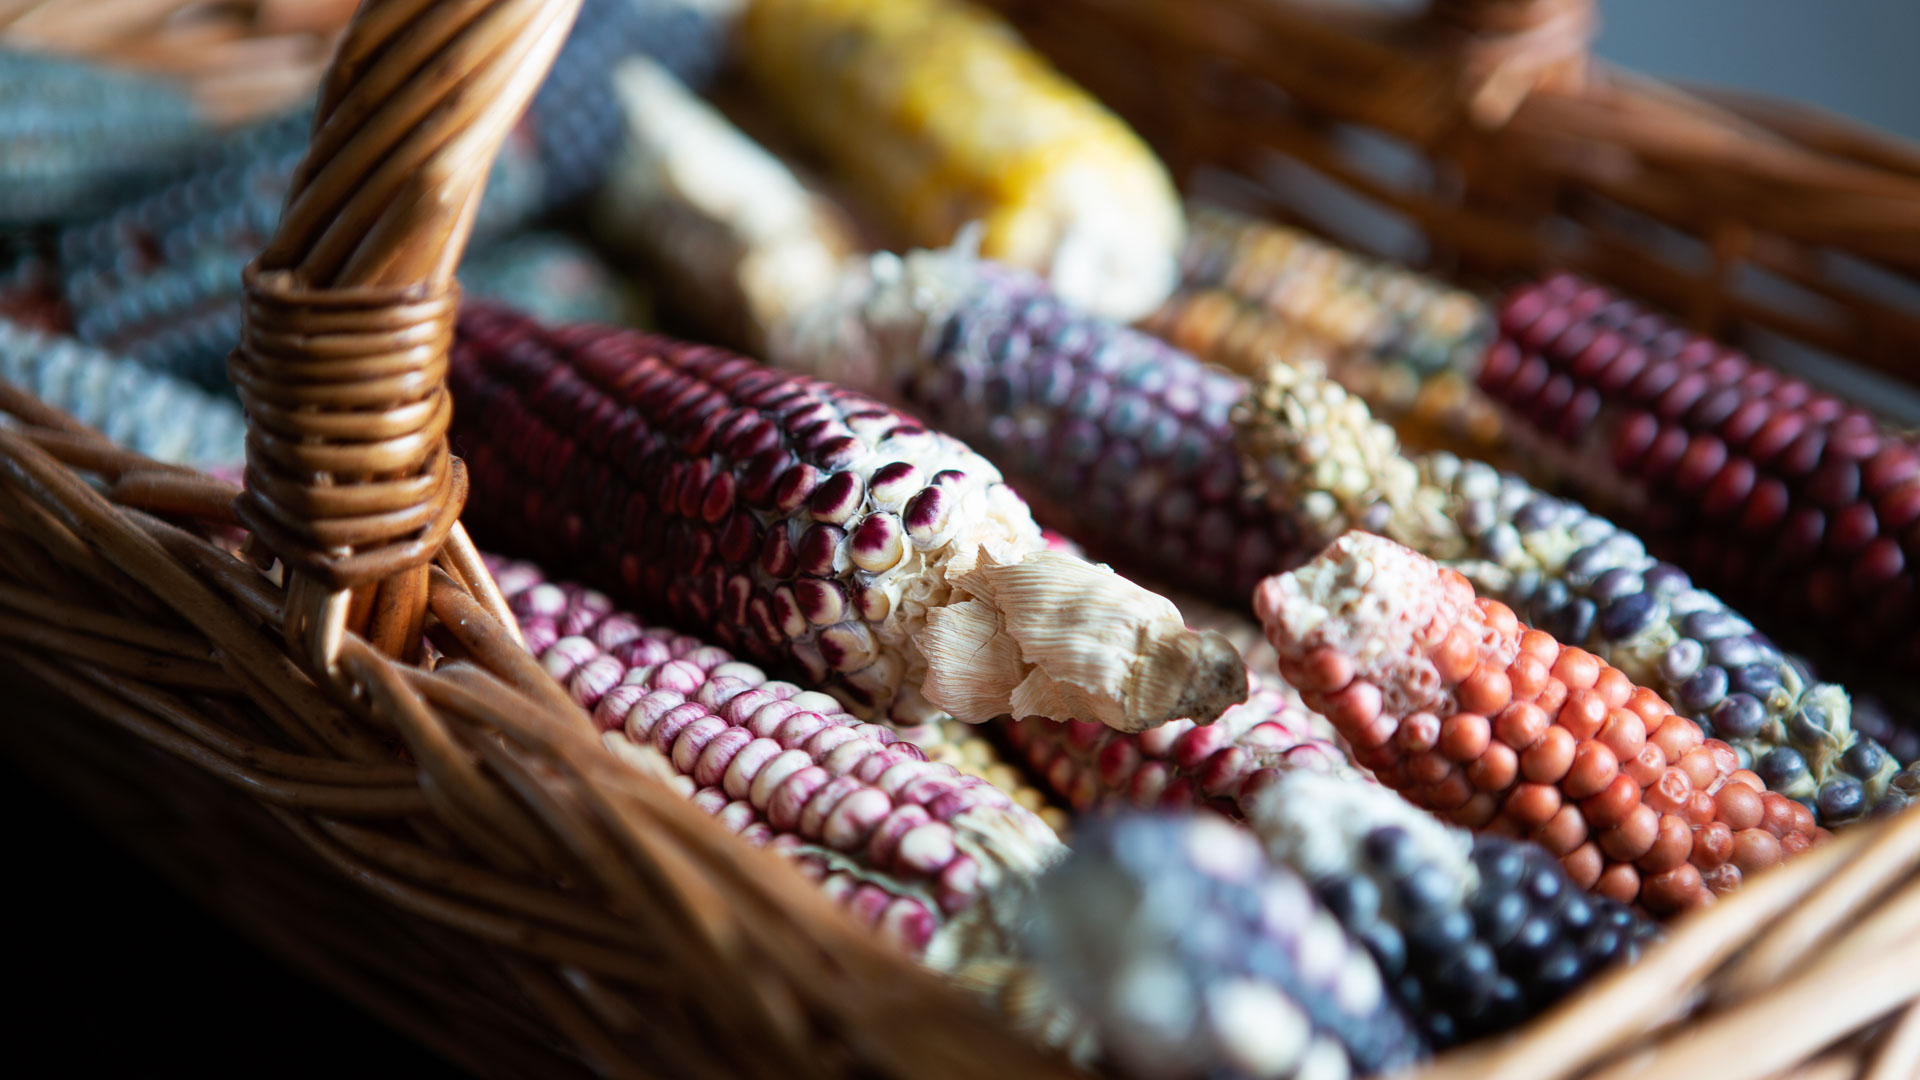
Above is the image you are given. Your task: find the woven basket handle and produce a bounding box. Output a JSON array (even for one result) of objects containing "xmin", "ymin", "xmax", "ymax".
[
  {"xmin": 1425, "ymin": 0, "xmax": 1596, "ymax": 125},
  {"xmin": 231, "ymin": 0, "xmax": 582, "ymax": 669}
]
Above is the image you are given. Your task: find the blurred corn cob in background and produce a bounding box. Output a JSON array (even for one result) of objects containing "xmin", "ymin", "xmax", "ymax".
[
  {"xmin": 1256, "ymin": 532, "xmax": 1827, "ymax": 915},
  {"xmin": 0, "ymin": 319, "xmax": 245, "ymax": 469},
  {"xmin": 0, "ymin": 51, "xmax": 207, "ymax": 224},
  {"xmin": 0, "ymin": 0, "xmax": 356, "ymax": 125},
  {"xmin": 1486, "ymin": 275, "xmax": 1920, "ymax": 718},
  {"xmin": 1234, "ymin": 360, "xmax": 1898, "ymax": 827},
  {"xmin": 1025, "ymin": 813, "xmax": 1430, "ymax": 1079},
  {"xmin": 493, "ymin": 559, "xmax": 1065, "ymax": 974},
  {"xmin": 593, "ymin": 54, "xmax": 854, "ymax": 351},
  {"xmin": 736, "ymin": 0, "xmax": 1182, "ymax": 322},
  {"xmin": 1252, "ymin": 771, "xmax": 1659, "ymax": 1048},
  {"xmin": 53, "ymin": 0, "xmax": 730, "ymax": 392},
  {"xmin": 450, "ymin": 304, "xmax": 1247, "ymax": 734},
  {"xmin": 1145, "ymin": 206, "xmax": 1502, "ymax": 463},
  {"xmin": 775, "ymin": 247, "xmax": 1303, "ymax": 605},
  {"xmin": 457, "ymin": 232, "xmax": 653, "ymax": 328}
]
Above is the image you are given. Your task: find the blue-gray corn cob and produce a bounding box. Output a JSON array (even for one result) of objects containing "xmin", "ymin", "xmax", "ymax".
[
  {"xmin": 773, "ymin": 246, "xmax": 1304, "ymax": 605},
  {"xmin": 1250, "ymin": 771, "xmax": 1659, "ymax": 1049},
  {"xmin": 0, "ymin": 51, "xmax": 206, "ymax": 225},
  {"xmin": 0, "ymin": 318, "xmax": 245, "ymax": 469},
  {"xmin": 55, "ymin": 0, "xmax": 726, "ymax": 392},
  {"xmin": 1024, "ymin": 812, "xmax": 1429, "ymax": 1079},
  {"xmin": 1234, "ymin": 360, "xmax": 1896, "ymax": 828},
  {"xmin": 458, "ymin": 232, "xmax": 653, "ymax": 328}
]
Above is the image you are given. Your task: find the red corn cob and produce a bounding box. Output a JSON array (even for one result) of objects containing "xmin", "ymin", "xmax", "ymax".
[
  {"xmin": 1254, "ymin": 532, "xmax": 1828, "ymax": 916},
  {"xmin": 451, "ymin": 304, "xmax": 1247, "ymax": 733},
  {"xmin": 1486, "ymin": 274, "xmax": 1920, "ymax": 694},
  {"xmin": 492, "ymin": 557, "xmax": 1064, "ymax": 970}
]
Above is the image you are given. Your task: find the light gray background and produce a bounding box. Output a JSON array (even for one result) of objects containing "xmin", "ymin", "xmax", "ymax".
[{"xmin": 1596, "ymin": 0, "xmax": 1920, "ymax": 142}]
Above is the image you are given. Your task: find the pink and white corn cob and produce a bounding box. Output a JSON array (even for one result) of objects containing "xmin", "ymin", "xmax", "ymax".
[{"xmin": 493, "ymin": 557, "xmax": 1065, "ymax": 970}]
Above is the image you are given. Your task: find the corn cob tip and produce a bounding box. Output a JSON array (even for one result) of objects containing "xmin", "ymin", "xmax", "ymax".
[{"xmin": 921, "ymin": 547, "xmax": 1249, "ymax": 732}]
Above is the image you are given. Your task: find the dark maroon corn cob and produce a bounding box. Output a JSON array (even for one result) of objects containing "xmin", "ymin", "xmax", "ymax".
[
  {"xmin": 1486, "ymin": 275, "xmax": 1920, "ymax": 713},
  {"xmin": 451, "ymin": 304, "xmax": 1248, "ymax": 732},
  {"xmin": 774, "ymin": 248, "xmax": 1305, "ymax": 605},
  {"xmin": 492, "ymin": 557, "xmax": 1065, "ymax": 971}
]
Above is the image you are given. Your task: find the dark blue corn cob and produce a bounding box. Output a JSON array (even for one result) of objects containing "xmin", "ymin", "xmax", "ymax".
[
  {"xmin": 775, "ymin": 247, "xmax": 1304, "ymax": 605},
  {"xmin": 1024, "ymin": 813, "xmax": 1428, "ymax": 1079},
  {"xmin": 0, "ymin": 51, "xmax": 206, "ymax": 225},
  {"xmin": 1250, "ymin": 771, "xmax": 1659, "ymax": 1049}
]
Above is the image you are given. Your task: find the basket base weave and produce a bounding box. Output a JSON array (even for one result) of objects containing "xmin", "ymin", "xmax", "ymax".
[{"xmin": 1, "ymin": 674, "xmax": 595, "ymax": 1080}]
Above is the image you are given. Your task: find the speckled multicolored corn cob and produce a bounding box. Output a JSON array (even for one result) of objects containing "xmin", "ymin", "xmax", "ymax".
[
  {"xmin": 593, "ymin": 55, "xmax": 853, "ymax": 351},
  {"xmin": 737, "ymin": 0, "xmax": 1183, "ymax": 322},
  {"xmin": 1149, "ymin": 206, "xmax": 1498, "ymax": 457},
  {"xmin": 1486, "ymin": 274, "xmax": 1920, "ymax": 696},
  {"xmin": 774, "ymin": 247, "xmax": 1303, "ymax": 605},
  {"xmin": 492, "ymin": 558, "xmax": 1064, "ymax": 971},
  {"xmin": 0, "ymin": 319, "xmax": 245, "ymax": 469},
  {"xmin": 1025, "ymin": 813, "xmax": 1429, "ymax": 1079},
  {"xmin": 1234, "ymin": 361, "xmax": 1896, "ymax": 827},
  {"xmin": 458, "ymin": 232, "xmax": 652, "ymax": 328},
  {"xmin": 451, "ymin": 304, "xmax": 1248, "ymax": 733},
  {"xmin": 999, "ymin": 669, "xmax": 1358, "ymax": 817},
  {"xmin": 1252, "ymin": 771, "xmax": 1658, "ymax": 1047},
  {"xmin": 1255, "ymin": 532, "xmax": 1828, "ymax": 915},
  {"xmin": 0, "ymin": 51, "xmax": 206, "ymax": 224},
  {"xmin": 55, "ymin": 0, "xmax": 722, "ymax": 392}
]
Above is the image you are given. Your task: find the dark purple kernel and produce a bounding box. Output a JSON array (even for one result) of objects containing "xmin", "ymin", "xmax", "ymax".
[
  {"xmin": 1678, "ymin": 666, "xmax": 1730, "ymax": 712},
  {"xmin": 1679, "ymin": 610, "xmax": 1750, "ymax": 641},
  {"xmin": 1596, "ymin": 593, "xmax": 1657, "ymax": 641},
  {"xmin": 1710, "ymin": 694, "xmax": 1766, "ymax": 740},
  {"xmin": 796, "ymin": 524, "xmax": 846, "ymax": 576},
  {"xmin": 1707, "ymin": 636, "xmax": 1762, "ymax": 669},
  {"xmin": 1589, "ymin": 568, "xmax": 1643, "ymax": 603},
  {"xmin": 773, "ymin": 463, "xmax": 823, "ymax": 513},
  {"xmin": 760, "ymin": 526, "xmax": 798, "ymax": 579},
  {"xmin": 809, "ymin": 471, "xmax": 865, "ymax": 524},
  {"xmin": 1727, "ymin": 664, "xmax": 1783, "ymax": 699},
  {"xmin": 903, "ymin": 486, "xmax": 949, "ymax": 540}
]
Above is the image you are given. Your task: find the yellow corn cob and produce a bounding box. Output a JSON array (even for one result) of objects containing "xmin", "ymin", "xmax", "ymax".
[{"xmin": 737, "ymin": 0, "xmax": 1183, "ymax": 322}]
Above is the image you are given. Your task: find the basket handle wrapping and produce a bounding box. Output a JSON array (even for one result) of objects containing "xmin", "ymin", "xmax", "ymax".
[{"xmin": 229, "ymin": 0, "xmax": 582, "ymax": 668}]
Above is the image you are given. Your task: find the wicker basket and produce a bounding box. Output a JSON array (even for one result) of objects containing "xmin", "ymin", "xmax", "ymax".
[
  {"xmin": 983, "ymin": 0, "xmax": 1920, "ymax": 392},
  {"xmin": 4, "ymin": 0, "xmax": 1920, "ymax": 1077}
]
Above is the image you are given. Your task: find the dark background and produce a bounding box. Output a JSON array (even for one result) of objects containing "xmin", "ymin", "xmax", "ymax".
[{"xmin": 9, "ymin": 2, "xmax": 1912, "ymax": 1073}]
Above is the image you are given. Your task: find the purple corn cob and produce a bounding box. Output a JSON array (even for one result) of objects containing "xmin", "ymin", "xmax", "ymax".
[
  {"xmin": 773, "ymin": 247, "xmax": 1304, "ymax": 605},
  {"xmin": 452, "ymin": 304, "xmax": 1247, "ymax": 733},
  {"xmin": 492, "ymin": 558, "xmax": 1065, "ymax": 970}
]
